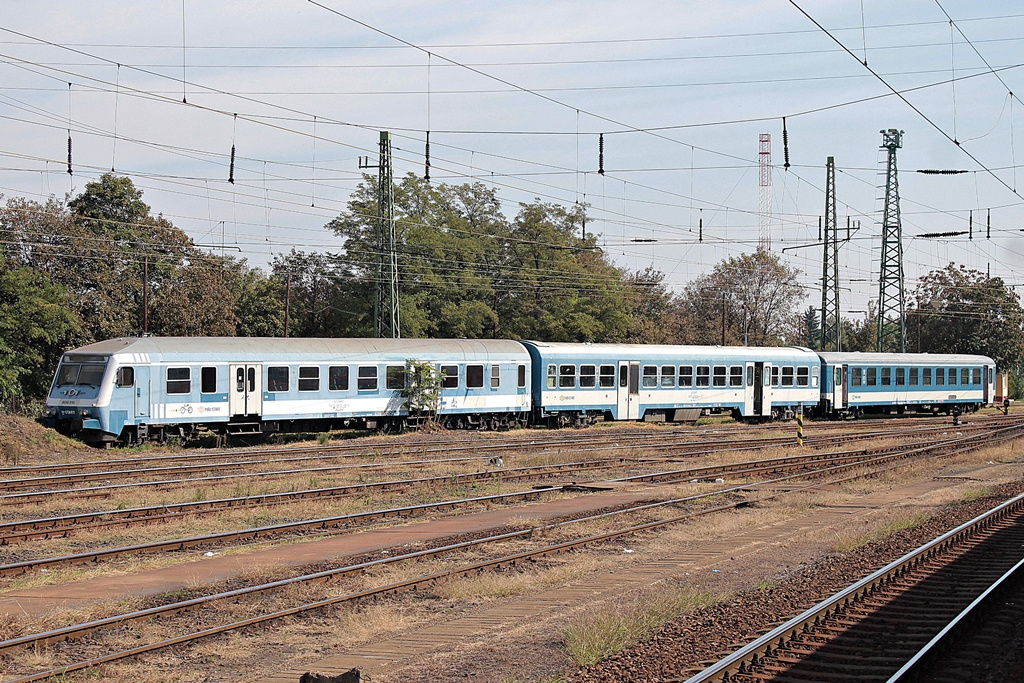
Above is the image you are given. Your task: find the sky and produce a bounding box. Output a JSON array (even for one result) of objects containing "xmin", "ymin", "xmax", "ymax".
[{"xmin": 1, "ymin": 0, "xmax": 1022, "ymax": 320}]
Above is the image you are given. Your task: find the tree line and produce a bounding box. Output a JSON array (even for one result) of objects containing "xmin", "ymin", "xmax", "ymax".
[{"xmin": 1, "ymin": 172, "xmax": 1021, "ymax": 407}]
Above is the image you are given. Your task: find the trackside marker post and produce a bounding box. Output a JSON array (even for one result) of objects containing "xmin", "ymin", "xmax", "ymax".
[{"xmin": 796, "ymin": 407, "xmax": 805, "ymax": 446}]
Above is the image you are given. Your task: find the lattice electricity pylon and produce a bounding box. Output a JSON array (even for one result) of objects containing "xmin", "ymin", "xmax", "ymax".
[
  {"xmin": 375, "ymin": 131, "xmax": 400, "ymax": 338},
  {"xmin": 820, "ymin": 156, "xmax": 841, "ymax": 351},
  {"xmin": 876, "ymin": 129, "xmax": 906, "ymax": 353},
  {"xmin": 758, "ymin": 133, "xmax": 772, "ymax": 250}
]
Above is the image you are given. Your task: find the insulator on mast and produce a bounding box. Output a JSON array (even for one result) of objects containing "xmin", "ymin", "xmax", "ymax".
[
  {"xmin": 424, "ymin": 131, "xmax": 431, "ymax": 182},
  {"xmin": 598, "ymin": 133, "xmax": 605, "ymax": 176},
  {"xmin": 782, "ymin": 118, "xmax": 791, "ymax": 170},
  {"xmin": 228, "ymin": 144, "xmax": 236, "ymax": 184},
  {"xmin": 67, "ymin": 135, "xmax": 73, "ymax": 175}
]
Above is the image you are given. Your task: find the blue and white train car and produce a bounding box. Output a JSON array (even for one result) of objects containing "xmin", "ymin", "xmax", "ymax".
[
  {"xmin": 42, "ymin": 337, "xmax": 532, "ymax": 445},
  {"xmin": 816, "ymin": 352, "xmax": 995, "ymax": 417},
  {"xmin": 521, "ymin": 342, "xmax": 822, "ymax": 426}
]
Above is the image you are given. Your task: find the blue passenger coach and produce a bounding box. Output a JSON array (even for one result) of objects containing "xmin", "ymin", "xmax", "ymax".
[
  {"xmin": 43, "ymin": 337, "xmax": 531, "ymax": 445},
  {"xmin": 521, "ymin": 342, "xmax": 822, "ymax": 426},
  {"xmin": 817, "ymin": 352, "xmax": 995, "ymax": 417}
]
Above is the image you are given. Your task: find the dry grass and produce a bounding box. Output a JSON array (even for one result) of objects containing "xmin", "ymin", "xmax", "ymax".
[
  {"xmin": 832, "ymin": 510, "xmax": 930, "ymax": 552},
  {"xmin": 561, "ymin": 581, "xmax": 719, "ymax": 666}
]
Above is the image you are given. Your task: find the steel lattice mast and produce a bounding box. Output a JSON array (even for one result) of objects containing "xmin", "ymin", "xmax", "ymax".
[
  {"xmin": 821, "ymin": 156, "xmax": 841, "ymax": 351},
  {"xmin": 758, "ymin": 133, "xmax": 772, "ymax": 250},
  {"xmin": 876, "ymin": 129, "xmax": 905, "ymax": 353},
  {"xmin": 374, "ymin": 131, "xmax": 400, "ymax": 338}
]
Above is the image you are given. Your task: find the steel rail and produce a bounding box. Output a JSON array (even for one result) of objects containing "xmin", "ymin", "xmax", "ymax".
[
  {"xmin": 0, "ymin": 430, "xmax": 940, "ymax": 543},
  {"xmin": 682, "ymin": 488, "xmax": 1024, "ymax": 683},
  {"xmin": 3, "ymin": 423, "xmax": 1019, "ymax": 668},
  {"xmin": 0, "ymin": 418, "xmax": 992, "ymax": 506},
  {"xmin": 0, "ymin": 432, "xmax": 962, "ymax": 555},
  {"xmin": 3, "ymin": 415, "xmax": 1008, "ymax": 482}
]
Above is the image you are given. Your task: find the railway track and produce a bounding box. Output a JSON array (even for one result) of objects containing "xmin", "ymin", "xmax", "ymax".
[
  {"xmin": 684, "ymin": 490, "xmax": 1024, "ymax": 682},
  {"xmin": 0, "ymin": 418, "xmax": 1003, "ymax": 507},
  {"xmin": 0, "ymin": 427, "xmax": 998, "ymax": 558},
  {"xmin": 2, "ymin": 423, "xmax": 1020, "ymax": 682},
  {"xmin": 1, "ymin": 414, "xmax": 1008, "ymax": 488}
]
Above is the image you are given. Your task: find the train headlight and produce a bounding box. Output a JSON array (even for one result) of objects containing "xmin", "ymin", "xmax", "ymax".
[
  {"xmin": 44, "ymin": 407, "xmax": 57, "ymax": 417},
  {"xmin": 78, "ymin": 408, "xmax": 91, "ymax": 417}
]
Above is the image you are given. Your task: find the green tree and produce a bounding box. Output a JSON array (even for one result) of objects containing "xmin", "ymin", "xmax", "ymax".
[
  {"xmin": 802, "ymin": 306, "xmax": 821, "ymax": 349},
  {"xmin": 907, "ymin": 264, "xmax": 1024, "ymax": 367},
  {"xmin": 0, "ymin": 248, "xmax": 78, "ymax": 405},
  {"xmin": 676, "ymin": 248, "xmax": 805, "ymax": 345}
]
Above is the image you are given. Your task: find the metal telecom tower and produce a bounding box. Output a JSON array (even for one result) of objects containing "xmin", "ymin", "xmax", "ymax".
[
  {"xmin": 876, "ymin": 129, "xmax": 905, "ymax": 353},
  {"xmin": 758, "ymin": 133, "xmax": 772, "ymax": 250},
  {"xmin": 375, "ymin": 131, "xmax": 400, "ymax": 338},
  {"xmin": 821, "ymin": 156, "xmax": 841, "ymax": 351}
]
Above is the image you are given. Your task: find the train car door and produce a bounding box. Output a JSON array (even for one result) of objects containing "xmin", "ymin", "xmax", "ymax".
[
  {"xmin": 839, "ymin": 366, "xmax": 847, "ymax": 409},
  {"xmin": 745, "ymin": 362, "xmax": 764, "ymax": 417},
  {"xmin": 617, "ymin": 361, "xmax": 641, "ymax": 420},
  {"xmin": 135, "ymin": 366, "xmax": 150, "ymax": 418},
  {"xmin": 984, "ymin": 365, "xmax": 991, "ymax": 404},
  {"xmin": 836, "ymin": 364, "xmax": 848, "ymax": 410},
  {"xmin": 761, "ymin": 363, "xmax": 773, "ymax": 417},
  {"xmin": 230, "ymin": 364, "xmax": 263, "ymax": 417}
]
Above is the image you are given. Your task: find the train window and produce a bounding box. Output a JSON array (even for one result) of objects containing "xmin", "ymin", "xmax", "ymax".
[
  {"xmin": 619, "ymin": 365, "xmax": 629, "ymax": 388},
  {"xmin": 948, "ymin": 368, "xmax": 957, "ymax": 385},
  {"xmin": 580, "ymin": 365, "xmax": 597, "ymax": 388},
  {"xmin": 679, "ymin": 366, "xmax": 694, "ymax": 387},
  {"xmin": 771, "ymin": 366, "xmax": 780, "ymax": 386},
  {"xmin": 661, "ymin": 365, "xmax": 675, "ymax": 387},
  {"xmin": 713, "ymin": 365, "xmax": 727, "ymax": 387},
  {"xmin": 696, "ymin": 366, "xmax": 710, "ymax": 387},
  {"xmin": 834, "ymin": 367, "xmax": 843, "ymax": 386},
  {"xmin": 960, "ymin": 368, "xmax": 970, "ymax": 385},
  {"xmin": 866, "ymin": 368, "xmax": 877, "ymax": 386},
  {"xmin": 441, "ymin": 365, "xmax": 459, "ymax": 389},
  {"xmin": 747, "ymin": 366, "xmax": 754, "ymax": 386},
  {"xmin": 299, "ymin": 366, "xmax": 320, "ymax": 392},
  {"xmin": 386, "ymin": 366, "xmax": 405, "ymax": 390},
  {"xmin": 599, "ymin": 365, "xmax": 615, "ymax": 388},
  {"xmin": 268, "ymin": 366, "xmax": 289, "ymax": 392},
  {"xmin": 357, "ymin": 366, "xmax": 378, "ymax": 391},
  {"xmin": 851, "ymin": 367, "xmax": 862, "ymax": 386},
  {"xmin": 642, "ymin": 365, "xmax": 657, "ymax": 388},
  {"xmin": 559, "ymin": 365, "xmax": 577, "ymax": 389},
  {"xmin": 116, "ymin": 366, "xmax": 134, "ymax": 388},
  {"xmin": 811, "ymin": 366, "xmax": 820, "ymax": 387},
  {"xmin": 467, "ymin": 365, "xmax": 485, "ymax": 388},
  {"xmin": 549, "ymin": 365, "xmax": 558, "ymax": 389},
  {"xmin": 729, "ymin": 366, "xmax": 743, "ymax": 387},
  {"xmin": 781, "ymin": 367, "xmax": 794, "ymax": 387},
  {"xmin": 519, "ymin": 364, "xmax": 527, "ymax": 388},
  {"xmin": 236, "ymin": 368, "xmax": 245, "ymax": 392},
  {"xmin": 329, "ymin": 366, "xmax": 349, "ymax": 391},
  {"xmin": 200, "ymin": 367, "xmax": 217, "ymax": 393},
  {"xmin": 881, "ymin": 368, "xmax": 892, "ymax": 386},
  {"xmin": 796, "ymin": 367, "xmax": 809, "ymax": 387},
  {"xmin": 922, "ymin": 367, "xmax": 932, "ymax": 385},
  {"xmin": 78, "ymin": 364, "xmax": 106, "ymax": 387},
  {"xmin": 896, "ymin": 368, "xmax": 906, "ymax": 386},
  {"xmin": 167, "ymin": 367, "xmax": 191, "ymax": 394},
  {"xmin": 972, "ymin": 368, "xmax": 981, "ymax": 385},
  {"xmin": 935, "ymin": 368, "xmax": 944, "ymax": 386},
  {"xmin": 491, "ymin": 364, "xmax": 501, "ymax": 389}
]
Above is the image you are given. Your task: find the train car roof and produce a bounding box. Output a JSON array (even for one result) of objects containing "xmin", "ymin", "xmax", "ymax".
[
  {"xmin": 817, "ymin": 351, "xmax": 995, "ymax": 365},
  {"xmin": 62, "ymin": 337, "xmax": 530, "ymax": 360},
  {"xmin": 520, "ymin": 341, "xmax": 819, "ymax": 361}
]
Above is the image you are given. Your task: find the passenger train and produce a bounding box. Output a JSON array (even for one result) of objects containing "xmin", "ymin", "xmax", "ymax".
[{"xmin": 41, "ymin": 336, "xmax": 997, "ymax": 446}]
